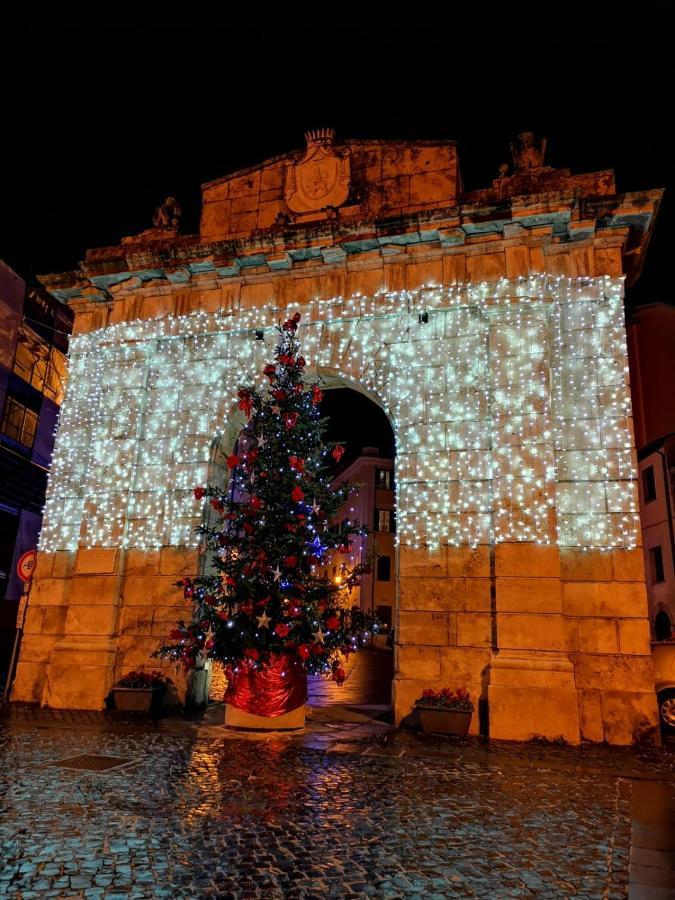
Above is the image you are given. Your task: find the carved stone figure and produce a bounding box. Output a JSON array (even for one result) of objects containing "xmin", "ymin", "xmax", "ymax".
[
  {"xmin": 510, "ymin": 132, "xmax": 547, "ymax": 172},
  {"xmin": 152, "ymin": 196, "xmax": 182, "ymax": 230}
]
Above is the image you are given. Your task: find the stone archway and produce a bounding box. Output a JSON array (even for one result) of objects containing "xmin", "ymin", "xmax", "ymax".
[{"xmin": 11, "ymin": 278, "xmax": 660, "ymax": 743}]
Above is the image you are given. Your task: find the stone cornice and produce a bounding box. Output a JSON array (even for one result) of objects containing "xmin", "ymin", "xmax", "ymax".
[{"xmin": 39, "ymin": 187, "xmax": 662, "ymax": 303}]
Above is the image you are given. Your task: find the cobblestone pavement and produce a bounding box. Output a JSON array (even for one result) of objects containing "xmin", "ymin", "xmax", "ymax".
[{"xmin": 4, "ymin": 712, "xmax": 672, "ymax": 899}]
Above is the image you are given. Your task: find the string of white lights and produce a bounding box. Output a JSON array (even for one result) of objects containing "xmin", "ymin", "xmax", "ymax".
[{"xmin": 39, "ymin": 274, "xmax": 639, "ymax": 553}]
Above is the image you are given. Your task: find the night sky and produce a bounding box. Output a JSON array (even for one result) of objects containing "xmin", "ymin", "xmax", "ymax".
[{"xmin": 1, "ymin": 18, "xmax": 670, "ymax": 456}]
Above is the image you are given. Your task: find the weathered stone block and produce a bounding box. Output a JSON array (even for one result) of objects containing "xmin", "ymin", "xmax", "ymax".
[
  {"xmin": 466, "ymin": 578, "xmax": 491, "ymax": 611},
  {"xmin": 399, "ymin": 546, "xmax": 447, "ymax": 578},
  {"xmin": 577, "ymin": 618, "xmax": 618, "ymax": 654},
  {"xmin": 495, "ymin": 543, "xmax": 560, "ymax": 578},
  {"xmin": 123, "ymin": 575, "xmax": 184, "ymax": 606},
  {"xmin": 69, "ymin": 576, "xmax": 119, "ymax": 607},
  {"xmin": 119, "ymin": 607, "xmax": 154, "ymax": 636},
  {"xmin": 398, "ymin": 611, "xmax": 451, "ymax": 645},
  {"xmin": 497, "ymin": 613, "xmax": 565, "ymax": 652},
  {"xmin": 619, "ymin": 618, "xmax": 652, "ymax": 655},
  {"xmin": 439, "ymin": 647, "xmax": 491, "ymax": 683},
  {"xmin": 560, "ymin": 548, "xmax": 613, "ymax": 582},
  {"xmin": 30, "ymin": 577, "xmax": 70, "ymax": 607},
  {"xmin": 600, "ymin": 690, "xmax": 659, "ymax": 745},
  {"xmin": 447, "ymin": 545, "xmax": 490, "ymax": 578},
  {"xmin": 396, "ymin": 645, "xmax": 441, "ymax": 680},
  {"xmin": 10, "ymin": 661, "xmax": 46, "ymax": 703},
  {"xmin": 578, "ymin": 690, "xmax": 605, "ymax": 742},
  {"xmin": 495, "ymin": 576, "xmax": 562, "ymax": 613},
  {"xmin": 64, "ymin": 605, "xmax": 117, "ymax": 637},
  {"xmin": 612, "ymin": 548, "xmax": 646, "ymax": 582},
  {"xmin": 52, "ymin": 551, "xmax": 76, "ymax": 578},
  {"xmin": 456, "ymin": 612, "xmax": 491, "ymax": 647},
  {"xmin": 75, "ymin": 548, "xmax": 119, "ymax": 575},
  {"xmin": 159, "ymin": 547, "xmax": 200, "ymax": 576},
  {"xmin": 562, "ymin": 581, "xmax": 649, "ymax": 618},
  {"xmin": 489, "ymin": 684, "xmax": 580, "ymax": 743},
  {"xmin": 574, "ymin": 653, "xmax": 655, "ymax": 691},
  {"xmin": 399, "ymin": 577, "xmax": 466, "ymax": 612},
  {"xmin": 125, "ymin": 549, "xmax": 160, "ymax": 575}
]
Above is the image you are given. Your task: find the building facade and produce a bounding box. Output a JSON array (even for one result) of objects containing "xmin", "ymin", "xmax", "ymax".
[
  {"xmin": 329, "ymin": 448, "xmax": 395, "ymax": 627},
  {"xmin": 11, "ymin": 130, "xmax": 663, "ymax": 744},
  {"xmin": 0, "ymin": 260, "xmax": 73, "ymax": 687},
  {"xmin": 628, "ymin": 305, "xmax": 675, "ymax": 638}
]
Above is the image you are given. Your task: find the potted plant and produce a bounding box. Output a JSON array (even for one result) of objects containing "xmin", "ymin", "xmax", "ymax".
[
  {"xmin": 112, "ymin": 670, "xmax": 173, "ymax": 714},
  {"xmin": 414, "ymin": 687, "xmax": 474, "ymax": 736}
]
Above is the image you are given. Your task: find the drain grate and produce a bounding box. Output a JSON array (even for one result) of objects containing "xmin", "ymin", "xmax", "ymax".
[{"xmin": 49, "ymin": 753, "xmax": 137, "ymax": 772}]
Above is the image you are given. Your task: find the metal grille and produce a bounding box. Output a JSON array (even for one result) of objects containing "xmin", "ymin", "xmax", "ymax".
[{"xmin": 49, "ymin": 754, "xmax": 136, "ymax": 772}]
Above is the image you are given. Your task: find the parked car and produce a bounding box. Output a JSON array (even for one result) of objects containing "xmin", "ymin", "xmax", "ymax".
[{"xmin": 652, "ymin": 641, "xmax": 675, "ymax": 732}]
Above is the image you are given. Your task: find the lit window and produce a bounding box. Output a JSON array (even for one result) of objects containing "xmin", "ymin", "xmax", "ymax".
[
  {"xmin": 642, "ymin": 466, "xmax": 657, "ymax": 504},
  {"xmin": 0, "ymin": 397, "xmax": 38, "ymax": 449},
  {"xmin": 375, "ymin": 509, "xmax": 394, "ymax": 533},
  {"xmin": 376, "ymin": 468, "xmax": 392, "ymax": 490},
  {"xmin": 651, "ymin": 545, "xmax": 666, "ymax": 584}
]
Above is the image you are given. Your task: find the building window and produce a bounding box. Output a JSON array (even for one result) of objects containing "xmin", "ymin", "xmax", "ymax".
[
  {"xmin": 0, "ymin": 397, "xmax": 38, "ymax": 449},
  {"xmin": 375, "ymin": 508, "xmax": 394, "ymax": 533},
  {"xmin": 650, "ymin": 545, "xmax": 666, "ymax": 584},
  {"xmin": 376, "ymin": 468, "xmax": 392, "ymax": 490},
  {"xmin": 377, "ymin": 555, "xmax": 391, "ymax": 581},
  {"xmin": 655, "ymin": 610, "xmax": 672, "ymax": 641},
  {"xmin": 642, "ymin": 466, "xmax": 657, "ymax": 503}
]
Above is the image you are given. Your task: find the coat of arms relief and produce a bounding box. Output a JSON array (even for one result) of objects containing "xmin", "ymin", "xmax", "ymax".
[{"xmin": 284, "ymin": 129, "xmax": 350, "ymax": 214}]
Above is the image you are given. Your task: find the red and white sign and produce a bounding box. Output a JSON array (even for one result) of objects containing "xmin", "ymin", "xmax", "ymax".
[{"xmin": 16, "ymin": 549, "xmax": 37, "ymax": 582}]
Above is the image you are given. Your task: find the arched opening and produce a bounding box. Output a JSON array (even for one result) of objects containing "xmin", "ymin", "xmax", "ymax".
[
  {"xmin": 655, "ymin": 609, "xmax": 672, "ymax": 642},
  {"xmin": 307, "ymin": 385, "xmax": 396, "ymax": 712}
]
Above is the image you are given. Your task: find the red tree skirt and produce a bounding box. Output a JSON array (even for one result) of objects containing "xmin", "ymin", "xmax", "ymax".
[{"xmin": 224, "ymin": 653, "xmax": 307, "ymax": 717}]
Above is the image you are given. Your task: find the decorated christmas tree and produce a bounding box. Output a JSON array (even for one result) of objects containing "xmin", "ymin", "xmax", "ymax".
[{"xmin": 157, "ymin": 312, "xmax": 376, "ymax": 717}]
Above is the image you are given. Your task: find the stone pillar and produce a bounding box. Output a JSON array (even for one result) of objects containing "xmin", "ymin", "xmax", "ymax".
[
  {"xmin": 393, "ymin": 544, "xmax": 492, "ymax": 734},
  {"xmin": 11, "ymin": 546, "xmax": 194, "ymax": 710},
  {"xmin": 486, "ymin": 543, "xmax": 581, "ymax": 743}
]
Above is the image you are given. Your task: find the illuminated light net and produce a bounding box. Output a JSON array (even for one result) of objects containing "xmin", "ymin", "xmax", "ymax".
[{"xmin": 39, "ymin": 275, "xmax": 639, "ymax": 553}]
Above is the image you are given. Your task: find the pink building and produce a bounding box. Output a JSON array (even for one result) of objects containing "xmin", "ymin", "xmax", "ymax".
[
  {"xmin": 628, "ymin": 304, "xmax": 675, "ymax": 637},
  {"xmin": 329, "ymin": 448, "xmax": 395, "ymax": 629}
]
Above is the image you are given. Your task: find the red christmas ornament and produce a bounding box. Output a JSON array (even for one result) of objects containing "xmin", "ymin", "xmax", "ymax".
[
  {"xmin": 284, "ymin": 412, "xmax": 298, "ymax": 429},
  {"xmin": 312, "ymin": 385, "xmax": 323, "ymax": 406},
  {"xmin": 237, "ymin": 389, "xmax": 253, "ymax": 417},
  {"xmin": 325, "ymin": 615, "xmax": 340, "ymax": 631},
  {"xmin": 272, "ymin": 389, "xmax": 287, "ymax": 401},
  {"xmin": 298, "ymin": 644, "xmax": 311, "ymax": 660},
  {"xmin": 282, "ymin": 312, "xmax": 301, "ymax": 332},
  {"xmin": 250, "ymin": 496, "xmax": 263, "ymax": 509},
  {"xmin": 284, "ymin": 555, "xmax": 297, "ymax": 568},
  {"xmin": 226, "ymin": 454, "xmax": 241, "ymax": 469},
  {"xmin": 289, "ymin": 455, "xmax": 305, "ymax": 472},
  {"xmin": 275, "ymin": 622, "xmax": 291, "ymax": 638},
  {"xmin": 291, "ymin": 485, "xmax": 304, "ymax": 503},
  {"xmin": 243, "ymin": 522, "xmax": 254, "ymax": 535},
  {"xmin": 193, "ymin": 486, "xmax": 206, "ymax": 500},
  {"xmin": 332, "ymin": 445, "xmax": 345, "ymax": 463}
]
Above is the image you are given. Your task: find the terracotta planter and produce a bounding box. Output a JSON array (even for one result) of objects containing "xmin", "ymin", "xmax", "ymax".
[
  {"xmin": 417, "ymin": 706, "xmax": 472, "ymax": 736},
  {"xmin": 113, "ymin": 687, "xmax": 163, "ymax": 714}
]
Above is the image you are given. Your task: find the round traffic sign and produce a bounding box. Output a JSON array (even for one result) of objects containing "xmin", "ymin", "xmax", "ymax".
[{"xmin": 16, "ymin": 549, "xmax": 37, "ymax": 582}]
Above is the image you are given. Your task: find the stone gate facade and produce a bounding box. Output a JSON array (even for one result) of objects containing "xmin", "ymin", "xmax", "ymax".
[{"xmin": 12, "ymin": 130, "xmax": 663, "ymax": 743}]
